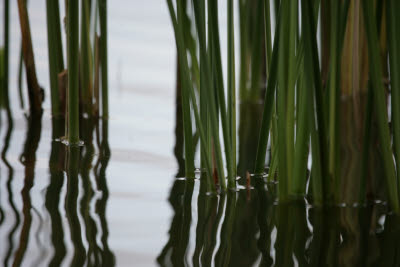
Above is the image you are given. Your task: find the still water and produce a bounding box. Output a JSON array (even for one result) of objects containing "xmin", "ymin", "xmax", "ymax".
[{"xmin": 1, "ymin": 1, "xmax": 400, "ymax": 267}]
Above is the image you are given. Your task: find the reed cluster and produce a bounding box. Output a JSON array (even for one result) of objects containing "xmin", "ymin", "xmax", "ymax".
[
  {"xmin": 10, "ymin": 0, "xmax": 109, "ymax": 145},
  {"xmin": 168, "ymin": 0, "xmax": 400, "ymax": 211},
  {"xmin": 167, "ymin": 0, "xmax": 237, "ymax": 192},
  {"xmin": 46, "ymin": 0, "xmax": 109, "ymax": 144}
]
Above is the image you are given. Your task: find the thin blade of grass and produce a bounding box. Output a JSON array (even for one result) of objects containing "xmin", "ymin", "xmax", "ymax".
[{"xmin": 227, "ymin": 0, "xmax": 236, "ymax": 179}]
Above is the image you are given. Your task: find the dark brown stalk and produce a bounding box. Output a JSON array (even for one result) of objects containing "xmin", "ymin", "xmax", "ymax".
[{"xmin": 17, "ymin": 0, "xmax": 42, "ymax": 113}]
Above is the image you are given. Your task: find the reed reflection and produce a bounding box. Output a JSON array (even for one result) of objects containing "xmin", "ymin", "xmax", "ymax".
[
  {"xmin": 0, "ymin": 112, "xmax": 115, "ymax": 266},
  {"xmin": 45, "ymin": 117, "xmax": 66, "ymax": 267},
  {"xmin": 1, "ymin": 94, "xmax": 20, "ymax": 267},
  {"xmin": 160, "ymin": 180, "xmax": 400, "ymax": 266},
  {"xmin": 80, "ymin": 118, "xmax": 101, "ymax": 266},
  {"xmin": 94, "ymin": 118, "xmax": 115, "ymax": 267},
  {"xmin": 163, "ymin": 82, "xmax": 400, "ymax": 266},
  {"xmin": 13, "ymin": 112, "xmax": 42, "ymax": 267},
  {"xmin": 66, "ymin": 145, "xmax": 86, "ymax": 267},
  {"xmin": 63, "ymin": 117, "xmax": 115, "ymax": 267}
]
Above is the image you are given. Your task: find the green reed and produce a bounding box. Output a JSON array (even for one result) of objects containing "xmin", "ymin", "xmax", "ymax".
[
  {"xmin": 167, "ymin": 0, "xmax": 239, "ymax": 189},
  {"xmin": 227, "ymin": 0, "xmax": 236, "ymax": 179},
  {"xmin": 43, "ymin": 0, "xmax": 110, "ymax": 142},
  {"xmin": 168, "ymin": 0, "xmax": 400, "ymax": 211}
]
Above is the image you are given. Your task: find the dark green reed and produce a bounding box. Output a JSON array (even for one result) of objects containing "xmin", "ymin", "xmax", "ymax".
[
  {"xmin": 227, "ymin": 0, "xmax": 236, "ymax": 179},
  {"xmin": 80, "ymin": 0, "xmax": 93, "ymax": 115},
  {"xmin": 99, "ymin": 0, "xmax": 109, "ymax": 118},
  {"xmin": 46, "ymin": 0, "xmax": 64, "ymax": 117},
  {"xmin": 67, "ymin": 0, "xmax": 80, "ymax": 144}
]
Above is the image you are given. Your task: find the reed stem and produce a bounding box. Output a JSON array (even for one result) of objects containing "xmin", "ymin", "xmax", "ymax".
[
  {"xmin": 4, "ymin": 0, "xmax": 9, "ymax": 99},
  {"xmin": 81, "ymin": 0, "xmax": 93, "ymax": 115},
  {"xmin": 99, "ymin": 0, "xmax": 108, "ymax": 118},
  {"xmin": 17, "ymin": 0, "xmax": 42, "ymax": 114},
  {"xmin": 67, "ymin": 0, "xmax": 80, "ymax": 144},
  {"xmin": 46, "ymin": 0, "xmax": 64, "ymax": 117},
  {"xmin": 327, "ymin": 0, "xmax": 340, "ymax": 202},
  {"xmin": 227, "ymin": 0, "xmax": 236, "ymax": 179}
]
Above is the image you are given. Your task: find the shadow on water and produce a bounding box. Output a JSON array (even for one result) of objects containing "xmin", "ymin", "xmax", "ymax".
[
  {"xmin": 159, "ymin": 100, "xmax": 400, "ymax": 267},
  {"xmin": 0, "ymin": 106, "xmax": 115, "ymax": 266}
]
